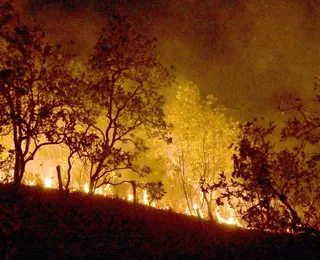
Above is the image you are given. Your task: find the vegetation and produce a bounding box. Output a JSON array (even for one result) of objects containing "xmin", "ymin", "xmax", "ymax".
[
  {"xmin": 0, "ymin": 2, "xmax": 82, "ymax": 189},
  {"xmin": 0, "ymin": 1, "xmax": 319, "ymax": 243},
  {"xmin": 151, "ymin": 83, "xmax": 239, "ymax": 218},
  {"xmin": 204, "ymin": 77, "xmax": 320, "ymax": 235},
  {"xmin": 0, "ymin": 2, "xmax": 171, "ymax": 201},
  {"xmin": 77, "ymin": 15, "xmax": 172, "ymax": 195}
]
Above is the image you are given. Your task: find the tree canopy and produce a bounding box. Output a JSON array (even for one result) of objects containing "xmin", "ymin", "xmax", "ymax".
[
  {"xmin": 209, "ymin": 77, "xmax": 320, "ymax": 235},
  {"xmin": 0, "ymin": 3, "xmax": 84, "ymax": 188},
  {"xmin": 0, "ymin": 3, "xmax": 172, "ymax": 199},
  {"xmin": 151, "ymin": 82, "xmax": 239, "ymax": 218},
  {"xmin": 69, "ymin": 16, "xmax": 173, "ymax": 194}
]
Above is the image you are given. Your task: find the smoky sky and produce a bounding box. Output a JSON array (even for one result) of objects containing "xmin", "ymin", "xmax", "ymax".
[{"xmin": 15, "ymin": 0, "xmax": 320, "ymax": 120}]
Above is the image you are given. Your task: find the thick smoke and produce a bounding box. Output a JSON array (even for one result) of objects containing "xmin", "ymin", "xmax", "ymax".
[
  {"xmin": 140, "ymin": 0, "xmax": 320, "ymax": 120},
  {"xmin": 15, "ymin": 0, "xmax": 320, "ymax": 120}
]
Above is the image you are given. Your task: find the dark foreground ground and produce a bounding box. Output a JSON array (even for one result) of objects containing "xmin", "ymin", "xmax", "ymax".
[{"xmin": 0, "ymin": 184, "xmax": 319, "ymax": 259}]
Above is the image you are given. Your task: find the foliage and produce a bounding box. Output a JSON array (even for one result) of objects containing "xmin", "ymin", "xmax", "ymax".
[
  {"xmin": 157, "ymin": 82, "xmax": 239, "ymax": 217},
  {"xmin": 0, "ymin": 144, "xmax": 14, "ymax": 183},
  {"xmin": 210, "ymin": 77, "xmax": 320, "ymax": 235},
  {"xmin": 0, "ymin": 2, "xmax": 86, "ymax": 188},
  {"xmin": 71, "ymin": 16, "xmax": 172, "ymax": 194},
  {"xmin": 0, "ymin": 3, "xmax": 171, "ymax": 196},
  {"xmin": 141, "ymin": 181, "xmax": 166, "ymax": 205}
]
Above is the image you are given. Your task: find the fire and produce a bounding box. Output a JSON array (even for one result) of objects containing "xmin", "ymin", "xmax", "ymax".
[
  {"xmin": 95, "ymin": 185, "xmax": 111, "ymax": 196},
  {"xmin": 215, "ymin": 207, "xmax": 242, "ymax": 227},
  {"xmin": 0, "ymin": 133, "xmax": 247, "ymax": 229},
  {"xmin": 185, "ymin": 204, "xmax": 204, "ymax": 219},
  {"xmin": 126, "ymin": 191, "xmax": 157, "ymax": 207},
  {"xmin": 127, "ymin": 194, "xmax": 133, "ymax": 201},
  {"xmin": 16, "ymin": 162, "xmax": 244, "ymax": 230},
  {"xmin": 44, "ymin": 178, "xmax": 53, "ymax": 188},
  {"xmin": 193, "ymin": 204, "xmax": 204, "ymax": 218},
  {"xmin": 84, "ymin": 183, "xmax": 89, "ymax": 193},
  {"xmin": 25, "ymin": 179, "xmax": 36, "ymax": 186},
  {"xmin": 142, "ymin": 189, "xmax": 149, "ymax": 205}
]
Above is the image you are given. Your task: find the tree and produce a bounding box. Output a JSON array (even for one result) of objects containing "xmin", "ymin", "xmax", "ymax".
[
  {"xmin": 157, "ymin": 82, "xmax": 239, "ymax": 218},
  {"xmin": 0, "ymin": 2, "xmax": 84, "ymax": 189},
  {"xmin": 142, "ymin": 181, "xmax": 166, "ymax": 206},
  {"xmin": 74, "ymin": 15, "xmax": 172, "ymax": 194},
  {"xmin": 214, "ymin": 77, "xmax": 320, "ymax": 235}
]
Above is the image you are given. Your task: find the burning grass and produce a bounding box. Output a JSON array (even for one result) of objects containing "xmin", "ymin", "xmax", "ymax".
[{"xmin": 0, "ymin": 183, "xmax": 319, "ymax": 259}]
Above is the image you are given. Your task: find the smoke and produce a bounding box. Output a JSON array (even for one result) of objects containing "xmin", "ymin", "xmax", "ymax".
[
  {"xmin": 14, "ymin": 0, "xmax": 320, "ymax": 120},
  {"xmin": 13, "ymin": 0, "xmax": 106, "ymax": 58},
  {"xmin": 141, "ymin": 0, "xmax": 320, "ymax": 120}
]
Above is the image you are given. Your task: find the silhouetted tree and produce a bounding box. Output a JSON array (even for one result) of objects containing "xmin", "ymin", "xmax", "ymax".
[
  {"xmin": 142, "ymin": 181, "xmax": 166, "ymax": 206},
  {"xmin": 0, "ymin": 2, "xmax": 84, "ymax": 190},
  {"xmin": 74, "ymin": 16, "xmax": 172, "ymax": 194},
  {"xmin": 211, "ymin": 77, "xmax": 320, "ymax": 235}
]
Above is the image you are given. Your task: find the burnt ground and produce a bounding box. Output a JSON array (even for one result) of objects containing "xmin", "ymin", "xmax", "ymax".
[{"xmin": 0, "ymin": 183, "xmax": 319, "ymax": 259}]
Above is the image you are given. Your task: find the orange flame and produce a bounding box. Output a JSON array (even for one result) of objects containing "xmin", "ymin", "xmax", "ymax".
[
  {"xmin": 84, "ymin": 183, "xmax": 89, "ymax": 193},
  {"xmin": 215, "ymin": 207, "xmax": 242, "ymax": 227},
  {"xmin": 127, "ymin": 194, "xmax": 133, "ymax": 201},
  {"xmin": 44, "ymin": 178, "xmax": 53, "ymax": 188}
]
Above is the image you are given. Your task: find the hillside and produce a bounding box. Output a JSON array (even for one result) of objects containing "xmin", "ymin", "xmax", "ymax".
[{"xmin": 0, "ymin": 184, "xmax": 319, "ymax": 259}]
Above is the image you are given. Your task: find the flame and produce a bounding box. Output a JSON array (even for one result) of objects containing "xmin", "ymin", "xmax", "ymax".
[
  {"xmin": 215, "ymin": 207, "xmax": 242, "ymax": 227},
  {"xmin": 193, "ymin": 204, "xmax": 204, "ymax": 218},
  {"xmin": 95, "ymin": 186, "xmax": 108, "ymax": 196},
  {"xmin": 0, "ymin": 136, "xmax": 249, "ymax": 230},
  {"xmin": 25, "ymin": 179, "xmax": 36, "ymax": 186},
  {"xmin": 84, "ymin": 183, "xmax": 89, "ymax": 193},
  {"xmin": 142, "ymin": 189, "xmax": 149, "ymax": 205},
  {"xmin": 127, "ymin": 194, "xmax": 133, "ymax": 201},
  {"xmin": 184, "ymin": 204, "xmax": 204, "ymax": 218},
  {"xmin": 9, "ymin": 158, "xmax": 244, "ymax": 229},
  {"xmin": 44, "ymin": 178, "xmax": 53, "ymax": 188}
]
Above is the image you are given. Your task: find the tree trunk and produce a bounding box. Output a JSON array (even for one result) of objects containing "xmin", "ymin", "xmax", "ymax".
[
  {"xmin": 13, "ymin": 142, "xmax": 25, "ymax": 191},
  {"xmin": 89, "ymin": 179, "xmax": 95, "ymax": 195},
  {"xmin": 196, "ymin": 208, "xmax": 202, "ymax": 219},
  {"xmin": 64, "ymin": 154, "xmax": 74, "ymax": 196},
  {"xmin": 65, "ymin": 168, "xmax": 71, "ymax": 196},
  {"xmin": 181, "ymin": 179, "xmax": 192, "ymax": 214},
  {"xmin": 56, "ymin": 165, "xmax": 64, "ymax": 192},
  {"xmin": 13, "ymin": 158, "xmax": 24, "ymax": 192},
  {"xmin": 130, "ymin": 181, "xmax": 137, "ymax": 204},
  {"xmin": 203, "ymin": 191, "xmax": 214, "ymax": 221},
  {"xmin": 13, "ymin": 173, "xmax": 22, "ymax": 188}
]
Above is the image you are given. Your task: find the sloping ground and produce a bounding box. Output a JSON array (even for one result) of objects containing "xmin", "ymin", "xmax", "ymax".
[{"xmin": 0, "ymin": 184, "xmax": 319, "ymax": 259}]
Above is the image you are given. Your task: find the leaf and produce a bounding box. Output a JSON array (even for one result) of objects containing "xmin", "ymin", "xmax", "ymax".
[{"xmin": 216, "ymin": 197, "xmax": 224, "ymax": 207}]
